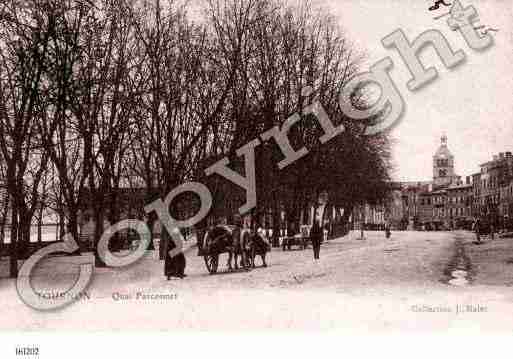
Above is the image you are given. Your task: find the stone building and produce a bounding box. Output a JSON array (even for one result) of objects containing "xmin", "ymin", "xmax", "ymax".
[{"xmin": 446, "ymin": 183, "xmax": 473, "ymax": 228}]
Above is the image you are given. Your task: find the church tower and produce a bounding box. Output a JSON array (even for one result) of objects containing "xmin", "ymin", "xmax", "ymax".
[{"xmin": 433, "ymin": 134, "xmax": 456, "ymax": 188}]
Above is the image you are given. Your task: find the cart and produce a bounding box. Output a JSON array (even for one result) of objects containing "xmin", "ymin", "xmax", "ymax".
[
  {"xmin": 200, "ymin": 225, "xmax": 251, "ymax": 274},
  {"xmin": 281, "ymin": 225, "xmax": 312, "ymax": 251}
]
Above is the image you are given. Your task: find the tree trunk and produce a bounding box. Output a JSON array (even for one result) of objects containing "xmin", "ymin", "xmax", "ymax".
[
  {"xmin": 16, "ymin": 210, "xmax": 32, "ymax": 260},
  {"xmin": 94, "ymin": 205, "xmax": 107, "ymax": 267},
  {"xmin": 59, "ymin": 207, "xmax": 65, "ymax": 241},
  {"xmin": 37, "ymin": 202, "xmax": 43, "ymax": 243},
  {"xmin": 9, "ymin": 206, "xmax": 18, "ymax": 278},
  {"xmin": 109, "ymin": 189, "xmax": 122, "ymax": 252},
  {"xmin": 66, "ymin": 214, "xmax": 81, "ymax": 255},
  {"xmin": 0, "ymin": 203, "xmax": 7, "ymax": 245},
  {"xmin": 360, "ymin": 206, "xmax": 365, "ymax": 240},
  {"xmin": 272, "ymin": 200, "xmax": 280, "ymax": 247},
  {"xmin": 37, "ymin": 215, "xmax": 42, "ymax": 243}
]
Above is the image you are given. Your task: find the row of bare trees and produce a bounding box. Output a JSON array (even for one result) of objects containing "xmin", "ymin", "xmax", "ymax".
[{"xmin": 0, "ymin": 0, "xmax": 393, "ymax": 277}]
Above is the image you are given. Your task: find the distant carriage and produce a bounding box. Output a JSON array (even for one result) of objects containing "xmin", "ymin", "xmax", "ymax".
[
  {"xmin": 281, "ymin": 225, "xmax": 312, "ymax": 251},
  {"xmin": 474, "ymin": 216, "xmax": 494, "ymax": 240}
]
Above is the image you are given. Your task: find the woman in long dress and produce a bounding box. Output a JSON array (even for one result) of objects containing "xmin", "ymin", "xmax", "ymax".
[{"xmin": 164, "ymin": 229, "xmax": 186, "ymax": 280}]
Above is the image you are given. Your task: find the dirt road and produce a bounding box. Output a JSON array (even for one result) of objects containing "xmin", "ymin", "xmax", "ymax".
[{"xmin": 3, "ymin": 230, "xmax": 513, "ymax": 331}]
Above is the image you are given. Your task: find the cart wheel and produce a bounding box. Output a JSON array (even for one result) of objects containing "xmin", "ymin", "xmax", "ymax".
[{"xmin": 204, "ymin": 254, "xmax": 219, "ymax": 274}]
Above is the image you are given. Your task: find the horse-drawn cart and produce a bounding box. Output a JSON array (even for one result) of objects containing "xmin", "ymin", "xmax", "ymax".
[
  {"xmin": 199, "ymin": 225, "xmax": 250, "ymax": 274},
  {"xmin": 199, "ymin": 225, "xmax": 271, "ymax": 274}
]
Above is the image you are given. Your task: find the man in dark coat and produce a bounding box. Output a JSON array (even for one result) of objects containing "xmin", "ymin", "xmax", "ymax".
[
  {"xmin": 164, "ymin": 229, "xmax": 186, "ymax": 280},
  {"xmin": 310, "ymin": 219, "xmax": 322, "ymax": 260}
]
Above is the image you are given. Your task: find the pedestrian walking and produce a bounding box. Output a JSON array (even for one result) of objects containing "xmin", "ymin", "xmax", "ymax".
[
  {"xmin": 310, "ymin": 219, "xmax": 322, "ymax": 260},
  {"xmin": 385, "ymin": 223, "xmax": 391, "ymax": 239}
]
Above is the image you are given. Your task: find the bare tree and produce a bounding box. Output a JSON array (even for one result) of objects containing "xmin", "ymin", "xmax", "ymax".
[
  {"xmin": 0, "ymin": 0, "xmax": 393, "ymax": 276},
  {"xmin": 0, "ymin": 0, "xmax": 63, "ymax": 276}
]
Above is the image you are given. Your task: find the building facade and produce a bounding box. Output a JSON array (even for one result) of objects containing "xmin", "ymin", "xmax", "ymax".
[
  {"xmin": 389, "ymin": 135, "xmax": 471, "ymax": 230},
  {"xmin": 473, "ymin": 151, "xmax": 513, "ymax": 230},
  {"xmin": 363, "ymin": 135, "xmax": 476, "ymax": 230},
  {"xmin": 376, "ymin": 136, "xmax": 513, "ymax": 231}
]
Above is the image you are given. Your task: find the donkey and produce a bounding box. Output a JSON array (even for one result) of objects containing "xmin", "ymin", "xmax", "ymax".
[{"xmin": 247, "ymin": 230, "xmax": 271, "ymax": 268}]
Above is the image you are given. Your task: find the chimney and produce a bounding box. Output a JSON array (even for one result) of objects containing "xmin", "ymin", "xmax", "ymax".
[{"xmin": 466, "ymin": 176, "xmax": 470, "ymax": 185}]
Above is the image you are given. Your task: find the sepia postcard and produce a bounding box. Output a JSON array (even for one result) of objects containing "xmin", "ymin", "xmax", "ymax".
[{"xmin": 0, "ymin": 0, "xmax": 512, "ymax": 356}]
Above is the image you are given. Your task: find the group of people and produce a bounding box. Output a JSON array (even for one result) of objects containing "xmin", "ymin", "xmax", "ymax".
[{"xmin": 163, "ymin": 216, "xmax": 328, "ymax": 279}]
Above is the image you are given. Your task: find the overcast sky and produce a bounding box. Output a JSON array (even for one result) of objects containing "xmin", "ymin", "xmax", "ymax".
[{"xmin": 318, "ymin": 0, "xmax": 513, "ymax": 181}]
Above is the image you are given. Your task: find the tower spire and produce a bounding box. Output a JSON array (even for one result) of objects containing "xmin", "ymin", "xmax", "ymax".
[{"xmin": 441, "ymin": 134, "xmax": 447, "ymax": 146}]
